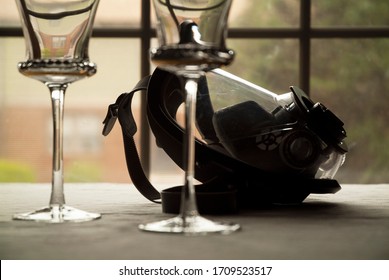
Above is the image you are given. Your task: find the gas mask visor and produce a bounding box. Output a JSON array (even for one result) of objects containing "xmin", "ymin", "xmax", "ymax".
[{"xmin": 194, "ymin": 69, "xmax": 348, "ymax": 179}]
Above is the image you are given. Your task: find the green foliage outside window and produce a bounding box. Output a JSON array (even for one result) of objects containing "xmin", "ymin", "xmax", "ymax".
[
  {"xmin": 0, "ymin": 159, "xmax": 36, "ymax": 182},
  {"xmin": 65, "ymin": 161, "xmax": 103, "ymax": 183}
]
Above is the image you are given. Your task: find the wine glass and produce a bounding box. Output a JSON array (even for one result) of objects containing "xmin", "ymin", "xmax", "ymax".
[
  {"xmin": 13, "ymin": 0, "xmax": 101, "ymax": 222},
  {"xmin": 139, "ymin": 0, "xmax": 240, "ymax": 234}
]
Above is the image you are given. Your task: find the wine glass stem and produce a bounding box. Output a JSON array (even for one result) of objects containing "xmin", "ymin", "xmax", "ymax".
[
  {"xmin": 180, "ymin": 74, "xmax": 202, "ymax": 219},
  {"xmin": 48, "ymin": 83, "xmax": 67, "ymax": 207}
]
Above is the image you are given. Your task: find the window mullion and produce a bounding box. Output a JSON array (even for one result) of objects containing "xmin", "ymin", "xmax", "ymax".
[{"xmin": 300, "ymin": 0, "xmax": 311, "ymax": 95}]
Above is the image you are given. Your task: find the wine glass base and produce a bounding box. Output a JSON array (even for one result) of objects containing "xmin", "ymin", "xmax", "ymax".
[
  {"xmin": 13, "ymin": 205, "xmax": 101, "ymax": 223},
  {"xmin": 139, "ymin": 215, "xmax": 240, "ymax": 235}
]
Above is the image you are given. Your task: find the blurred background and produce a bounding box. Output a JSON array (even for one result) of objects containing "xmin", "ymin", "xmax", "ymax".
[{"xmin": 0, "ymin": 0, "xmax": 388, "ymax": 185}]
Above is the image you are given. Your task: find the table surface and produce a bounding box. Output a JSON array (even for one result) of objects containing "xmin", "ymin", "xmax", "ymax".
[{"xmin": 1, "ymin": 183, "xmax": 388, "ymax": 260}]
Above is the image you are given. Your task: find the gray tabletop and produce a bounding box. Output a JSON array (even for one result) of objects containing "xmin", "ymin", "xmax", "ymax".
[{"xmin": 1, "ymin": 183, "xmax": 388, "ymax": 260}]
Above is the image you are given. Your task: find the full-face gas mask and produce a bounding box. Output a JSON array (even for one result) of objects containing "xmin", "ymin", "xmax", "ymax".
[{"xmin": 103, "ymin": 67, "xmax": 347, "ymax": 213}]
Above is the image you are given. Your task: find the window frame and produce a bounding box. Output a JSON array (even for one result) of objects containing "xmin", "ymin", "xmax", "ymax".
[{"xmin": 1, "ymin": 0, "xmax": 388, "ymax": 175}]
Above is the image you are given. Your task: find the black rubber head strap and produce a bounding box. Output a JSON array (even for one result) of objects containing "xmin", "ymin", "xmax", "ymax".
[{"xmin": 103, "ymin": 75, "xmax": 161, "ymax": 203}]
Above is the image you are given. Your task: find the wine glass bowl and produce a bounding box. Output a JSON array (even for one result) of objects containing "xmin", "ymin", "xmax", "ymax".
[
  {"xmin": 13, "ymin": 0, "xmax": 101, "ymax": 222},
  {"xmin": 150, "ymin": 0, "xmax": 235, "ymax": 71},
  {"xmin": 152, "ymin": 0, "xmax": 232, "ymax": 46},
  {"xmin": 139, "ymin": 0, "xmax": 240, "ymax": 234},
  {"xmin": 16, "ymin": 0, "xmax": 98, "ymax": 84}
]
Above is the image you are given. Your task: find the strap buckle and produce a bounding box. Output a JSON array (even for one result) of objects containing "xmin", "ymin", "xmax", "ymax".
[{"xmin": 102, "ymin": 93, "xmax": 127, "ymax": 136}]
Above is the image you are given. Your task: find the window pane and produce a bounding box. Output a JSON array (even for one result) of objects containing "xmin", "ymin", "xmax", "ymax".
[
  {"xmin": 0, "ymin": 37, "xmax": 141, "ymax": 183},
  {"xmin": 311, "ymin": 39, "xmax": 389, "ymax": 183},
  {"xmin": 95, "ymin": 0, "xmax": 141, "ymax": 28},
  {"xmin": 0, "ymin": 1, "xmax": 19, "ymax": 27},
  {"xmin": 229, "ymin": 0, "xmax": 300, "ymax": 28},
  {"xmin": 312, "ymin": 0, "xmax": 389, "ymax": 27},
  {"xmin": 225, "ymin": 39, "xmax": 299, "ymax": 93},
  {"xmin": 0, "ymin": 0, "xmax": 141, "ymax": 28}
]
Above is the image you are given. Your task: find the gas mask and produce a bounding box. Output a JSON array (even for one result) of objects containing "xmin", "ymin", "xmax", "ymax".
[{"xmin": 103, "ymin": 67, "xmax": 348, "ymax": 212}]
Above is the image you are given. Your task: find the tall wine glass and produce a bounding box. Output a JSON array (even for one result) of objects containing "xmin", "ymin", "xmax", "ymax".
[
  {"xmin": 139, "ymin": 0, "xmax": 240, "ymax": 234},
  {"xmin": 13, "ymin": 0, "xmax": 101, "ymax": 222}
]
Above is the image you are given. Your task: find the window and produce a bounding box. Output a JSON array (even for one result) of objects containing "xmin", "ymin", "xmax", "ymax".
[{"xmin": 1, "ymin": 0, "xmax": 388, "ymax": 184}]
